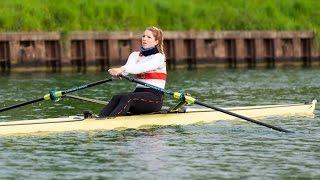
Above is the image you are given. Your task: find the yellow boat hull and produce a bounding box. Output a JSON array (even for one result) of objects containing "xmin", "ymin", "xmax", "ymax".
[{"xmin": 0, "ymin": 100, "xmax": 316, "ymax": 135}]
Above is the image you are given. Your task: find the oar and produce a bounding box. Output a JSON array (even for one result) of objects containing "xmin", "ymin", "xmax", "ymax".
[
  {"xmin": 0, "ymin": 78, "xmax": 113, "ymax": 113},
  {"xmin": 120, "ymin": 74, "xmax": 293, "ymax": 133}
]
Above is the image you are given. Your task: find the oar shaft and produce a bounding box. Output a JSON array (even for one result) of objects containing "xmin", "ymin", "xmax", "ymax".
[
  {"xmin": 195, "ymin": 100, "xmax": 293, "ymax": 133},
  {"xmin": 0, "ymin": 78, "xmax": 113, "ymax": 113},
  {"xmin": 0, "ymin": 98, "xmax": 44, "ymax": 112},
  {"xmin": 63, "ymin": 78, "xmax": 113, "ymax": 94}
]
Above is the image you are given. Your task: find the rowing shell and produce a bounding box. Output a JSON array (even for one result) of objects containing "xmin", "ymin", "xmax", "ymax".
[{"xmin": 0, "ymin": 100, "xmax": 317, "ymax": 135}]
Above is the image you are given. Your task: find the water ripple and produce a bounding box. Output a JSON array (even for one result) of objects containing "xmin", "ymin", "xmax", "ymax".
[{"xmin": 1, "ymin": 69, "xmax": 320, "ymax": 178}]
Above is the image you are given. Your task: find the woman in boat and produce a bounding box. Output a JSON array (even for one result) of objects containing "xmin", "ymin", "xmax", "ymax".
[{"xmin": 99, "ymin": 26, "xmax": 166, "ymax": 117}]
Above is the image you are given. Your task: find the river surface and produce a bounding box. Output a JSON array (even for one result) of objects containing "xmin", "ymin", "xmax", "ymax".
[{"xmin": 0, "ymin": 69, "xmax": 320, "ymax": 179}]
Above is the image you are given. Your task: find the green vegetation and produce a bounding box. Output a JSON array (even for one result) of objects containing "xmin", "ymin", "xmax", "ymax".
[{"xmin": 0, "ymin": 0, "xmax": 319, "ymax": 34}]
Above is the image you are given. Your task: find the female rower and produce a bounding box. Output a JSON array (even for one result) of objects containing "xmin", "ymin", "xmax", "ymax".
[{"xmin": 99, "ymin": 26, "xmax": 166, "ymax": 117}]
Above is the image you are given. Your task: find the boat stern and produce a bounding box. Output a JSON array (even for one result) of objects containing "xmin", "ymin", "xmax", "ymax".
[{"xmin": 311, "ymin": 99, "xmax": 317, "ymax": 112}]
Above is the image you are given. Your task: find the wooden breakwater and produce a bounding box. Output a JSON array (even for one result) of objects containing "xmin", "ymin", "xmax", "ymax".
[{"xmin": 0, "ymin": 31, "xmax": 319, "ymax": 73}]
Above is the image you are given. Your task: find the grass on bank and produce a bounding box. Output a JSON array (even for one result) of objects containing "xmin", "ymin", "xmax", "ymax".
[{"xmin": 0, "ymin": 0, "xmax": 319, "ymax": 42}]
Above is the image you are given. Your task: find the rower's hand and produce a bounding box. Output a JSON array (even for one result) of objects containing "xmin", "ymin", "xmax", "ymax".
[{"xmin": 108, "ymin": 67, "xmax": 125, "ymax": 77}]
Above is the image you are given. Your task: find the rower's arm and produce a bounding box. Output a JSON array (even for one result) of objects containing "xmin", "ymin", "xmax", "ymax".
[{"xmin": 122, "ymin": 53, "xmax": 165, "ymax": 74}]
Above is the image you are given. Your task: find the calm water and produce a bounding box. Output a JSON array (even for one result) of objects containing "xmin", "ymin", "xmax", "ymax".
[{"xmin": 0, "ymin": 69, "xmax": 320, "ymax": 179}]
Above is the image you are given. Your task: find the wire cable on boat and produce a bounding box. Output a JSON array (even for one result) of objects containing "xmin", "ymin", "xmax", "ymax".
[
  {"xmin": 0, "ymin": 78, "xmax": 113, "ymax": 113},
  {"xmin": 64, "ymin": 95, "xmax": 108, "ymax": 105},
  {"xmin": 120, "ymin": 74, "xmax": 294, "ymax": 133}
]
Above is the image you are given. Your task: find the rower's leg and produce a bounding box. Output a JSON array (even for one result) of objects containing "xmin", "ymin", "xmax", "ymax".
[
  {"xmin": 108, "ymin": 92, "xmax": 162, "ymax": 116},
  {"xmin": 98, "ymin": 93, "xmax": 131, "ymax": 117},
  {"xmin": 129, "ymin": 92, "xmax": 163, "ymax": 114}
]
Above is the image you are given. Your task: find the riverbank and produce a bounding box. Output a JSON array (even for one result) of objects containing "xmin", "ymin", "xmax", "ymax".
[
  {"xmin": 0, "ymin": 31, "xmax": 319, "ymax": 74},
  {"xmin": 0, "ymin": 0, "xmax": 319, "ymax": 39}
]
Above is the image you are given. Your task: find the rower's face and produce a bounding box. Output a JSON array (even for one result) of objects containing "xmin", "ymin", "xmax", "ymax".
[{"xmin": 141, "ymin": 30, "xmax": 158, "ymax": 49}]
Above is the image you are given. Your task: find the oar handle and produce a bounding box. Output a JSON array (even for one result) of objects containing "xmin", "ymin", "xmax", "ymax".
[{"xmin": 120, "ymin": 75, "xmax": 173, "ymax": 95}]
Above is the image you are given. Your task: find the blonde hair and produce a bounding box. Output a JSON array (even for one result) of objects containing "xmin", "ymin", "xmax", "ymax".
[{"xmin": 146, "ymin": 26, "xmax": 164, "ymax": 55}]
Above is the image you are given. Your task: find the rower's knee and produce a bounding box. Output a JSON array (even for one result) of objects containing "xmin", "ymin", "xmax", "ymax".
[
  {"xmin": 119, "ymin": 94, "xmax": 132, "ymax": 101},
  {"xmin": 111, "ymin": 94, "xmax": 122, "ymax": 100},
  {"xmin": 112, "ymin": 93, "xmax": 129, "ymax": 101}
]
